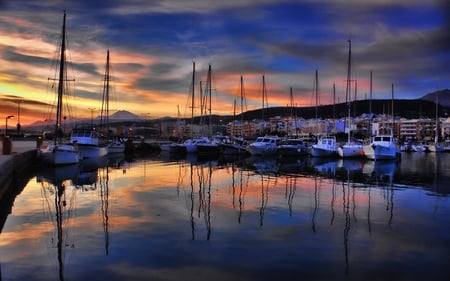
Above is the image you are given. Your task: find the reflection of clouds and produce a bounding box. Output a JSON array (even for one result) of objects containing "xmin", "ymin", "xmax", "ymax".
[{"xmin": 1, "ymin": 157, "xmax": 449, "ymax": 280}]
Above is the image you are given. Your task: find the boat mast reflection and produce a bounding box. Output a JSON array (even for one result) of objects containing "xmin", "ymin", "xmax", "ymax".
[
  {"xmin": 38, "ymin": 165, "xmax": 79, "ymax": 281},
  {"xmin": 189, "ymin": 162, "xmax": 213, "ymax": 240}
]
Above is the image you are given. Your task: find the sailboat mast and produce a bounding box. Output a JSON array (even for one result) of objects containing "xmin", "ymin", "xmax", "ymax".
[
  {"xmin": 345, "ymin": 40, "xmax": 352, "ymax": 142},
  {"xmin": 190, "ymin": 62, "xmax": 195, "ymax": 139},
  {"xmin": 369, "ymin": 70, "xmax": 373, "ymax": 115},
  {"xmin": 100, "ymin": 50, "xmax": 111, "ymax": 136},
  {"xmin": 391, "ymin": 83, "xmax": 395, "ymax": 134},
  {"xmin": 435, "ymin": 92, "xmax": 439, "ymax": 143},
  {"xmin": 333, "ymin": 83, "xmax": 336, "ymax": 120},
  {"xmin": 55, "ymin": 11, "xmax": 66, "ymax": 144},
  {"xmin": 105, "ymin": 50, "xmax": 110, "ymax": 136},
  {"xmin": 315, "ymin": 70, "xmax": 319, "ymax": 120},
  {"xmin": 207, "ymin": 64, "xmax": 212, "ymax": 136},
  {"xmin": 262, "ymin": 75, "xmax": 267, "ymax": 121}
]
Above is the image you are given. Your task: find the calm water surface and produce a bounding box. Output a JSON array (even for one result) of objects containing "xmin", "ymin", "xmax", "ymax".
[{"xmin": 0, "ymin": 152, "xmax": 449, "ymax": 281}]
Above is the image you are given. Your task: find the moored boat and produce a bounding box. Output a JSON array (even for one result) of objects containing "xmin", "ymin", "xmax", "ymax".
[
  {"xmin": 277, "ymin": 138, "xmax": 310, "ymax": 157},
  {"xmin": 39, "ymin": 12, "xmax": 80, "ymax": 166},
  {"xmin": 311, "ymin": 136, "xmax": 338, "ymax": 157},
  {"xmin": 246, "ymin": 136, "xmax": 280, "ymax": 156},
  {"xmin": 363, "ymin": 132, "xmax": 399, "ymax": 160}
]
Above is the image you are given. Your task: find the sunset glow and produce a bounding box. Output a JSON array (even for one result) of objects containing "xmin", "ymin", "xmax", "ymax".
[{"xmin": 0, "ymin": 1, "xmax": 448, "ymax": 125}]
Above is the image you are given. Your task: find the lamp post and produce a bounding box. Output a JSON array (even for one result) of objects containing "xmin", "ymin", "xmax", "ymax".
[
  {"xmin": 88, "ymin": 108, "xmax": 96, "ymax": 126},
  {"xmin": 16, "ymin": 100, "xmax": 24, "ymax": 135},
  {"xmin": 5, "ymin": 115, "xmax": 14, "ymax": 136}
]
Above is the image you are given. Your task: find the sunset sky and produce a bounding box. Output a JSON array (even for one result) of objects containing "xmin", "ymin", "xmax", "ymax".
[{"xmin": 0, "ymin": 0, "xmax": 448, "ymax": 126}]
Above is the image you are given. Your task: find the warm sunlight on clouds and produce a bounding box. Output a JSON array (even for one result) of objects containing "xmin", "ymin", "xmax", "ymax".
[{"xmin": 0, "ymin": 1, "xmax": 448, "ymax": 125}]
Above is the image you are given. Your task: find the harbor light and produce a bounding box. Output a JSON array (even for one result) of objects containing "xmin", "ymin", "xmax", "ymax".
[{"xmin": 5, "ymin": 115, "xmax": 14, "ymax": 136}]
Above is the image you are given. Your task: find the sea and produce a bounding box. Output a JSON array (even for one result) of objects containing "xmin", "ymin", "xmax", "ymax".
[{"xmin": 0, "ymin": 151, "xmax": 449, "ymax": 281}]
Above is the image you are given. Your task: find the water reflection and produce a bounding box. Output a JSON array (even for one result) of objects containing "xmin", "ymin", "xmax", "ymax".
[
  {"xmin": 0, "ymin": 152, "xmax": 449, "ymax": 281},
  {"xmin": 33, "ymin": 156, "xmax": 110, "ymax": 281}
]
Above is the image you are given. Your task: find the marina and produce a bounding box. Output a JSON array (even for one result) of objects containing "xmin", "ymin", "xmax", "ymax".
[{"xmin": 0, "ymin": 140, "xmax": 449, "ymax": 281}]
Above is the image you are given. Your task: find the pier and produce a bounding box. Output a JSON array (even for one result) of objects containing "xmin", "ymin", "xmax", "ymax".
[{"xmin": 0, "ymin": 140, "xmax": 38, "ymax": 200}]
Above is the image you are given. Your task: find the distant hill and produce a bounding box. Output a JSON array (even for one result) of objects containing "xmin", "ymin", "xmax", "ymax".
[
  {"xmin": 109, "ymin": 110, "xmax": 141, "ymax": 121},
  {"xmin": 420, "ymin": 89, "xmax": 450, "ymax": 107}
]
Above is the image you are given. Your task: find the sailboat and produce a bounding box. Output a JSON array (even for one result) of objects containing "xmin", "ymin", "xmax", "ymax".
[
  {"xmin": 220, "ymin": 76, "xmax": 250, "ymax": 155},
  {"xmin": 428, "ymin": 91, "xmax": 444, "ymax": 153},
  {"xmin": 196, "ymin": 64, "xmax": 225, "ymax": 156},
  {"xmin": 311, "ymin": 70, "xmax": 338, "ymax": 157},
  {"xmin": 101, "ymin": 50, "xmax": 125, "ymax": 154},
  {"xmin": 363, "ymin": 84, "xmax": 399, "ymax": 160},
  {"xmin": 181, "ymin": 62, "xmax": 210, "ymax": 153},
  {"xmin": 69, "ymin": 51, "xmax": 110, "ymax": 159},
  {"xmin": 39, "ymin": 12, "xmax": 80, "ymax": 166},
  {"xmin": 338, "ymin": 40, "xmax": 363, "ymax": 158}
]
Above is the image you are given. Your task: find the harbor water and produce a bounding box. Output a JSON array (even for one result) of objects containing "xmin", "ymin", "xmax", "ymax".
[{"xmin": 0, "ymin": 151, "xmax": 449, "ymax": 281}]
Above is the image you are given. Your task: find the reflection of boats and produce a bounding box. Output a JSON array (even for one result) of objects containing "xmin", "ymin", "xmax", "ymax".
[
  {"xmin": 37, "ymin": 164, "xmax": 79, "ymax": 281},
  {"xmin": 244, "ymin": 156, "xmax": 278, "ymax": 175},
  {"xmin": 36, "ymin": 164, "xmax": 80, "ymax": 186},
  {"xmin": 160, "ymin": 142, "xmax": 187, "ymax": 154},
  {"xmin": 39, "ymin": 12, "xmax": 80, "ymax": 166},
  {"xmin": 187, "ymin": 162, "xmax": 213, "ymax": 240},
  {"xmin": 336, "ymin": 159, "xmax": 364, "ymax": 172},
  {"xmin": 79, "ymin": 154, "xmax": 108, "ymax": 172},
  {"xmin": 362, "ymin": 160, "xmax": 397, "ymax": 184},
  {"xmin": 310, "ymin": 157, "xmax": 337, "ymax": 177},
  {"xmin": 277, "ymin": 157, "xmax": 310, "ymax": 175}
]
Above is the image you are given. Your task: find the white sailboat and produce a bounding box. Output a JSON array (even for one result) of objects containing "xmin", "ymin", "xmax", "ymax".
[
  {"xmin": 39, "ymin": 12, "xmax": 80, "ymax": 166},
  {"xmin": 363, "ymin": 84, "xmax": 399, "ymax": 160},
  {"xmin": 180, "ymin": 62, "xmax": 210, "ymax": 153},
  {"xmin": 101, "ymin": 50, "xmax": 125, "ymax": 154},
  {"xmin": 310, "ymin": 70, "xmax": 338, "ymax": 157},
  {"xmin": 428, "ymin": 91, "xmax": 444, "ymax": 153},
  {"xmin": 338, "ymin": 40, "xmax": 363, "ymax": 158},
  {"xmin": 220, "ymin": 76, "xmax": 249, "ymax": 155}
]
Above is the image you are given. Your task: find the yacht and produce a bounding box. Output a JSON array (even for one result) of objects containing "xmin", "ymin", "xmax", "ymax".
[
  {"xmin": 311, "ymin": 136, "xmax": 338, "ymax": 157},
  {"xmin": 246, "ymin": 136, "xmax": 280, "ymax": 156},
  {"xmin": 363, "ymin": 130, "xmax": 399, "ymax": 160}
]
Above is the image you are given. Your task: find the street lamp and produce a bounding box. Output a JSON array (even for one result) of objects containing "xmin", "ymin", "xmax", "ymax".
[
  {"xmin": 88, "ymin": 108, "xmax": 96, "ymax": 126},
  {"xmin": 16, "ymin": 100, "xmax": 24, "ymax": 135},
  {"xmin": 5, "ymin": 115, "xmax": 14, "ymax": 136}
]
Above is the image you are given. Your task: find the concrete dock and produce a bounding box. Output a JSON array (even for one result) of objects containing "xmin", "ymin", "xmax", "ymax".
[{"xmin": 0, "ymin": 140, "xmax": 38, "ymax": 199}]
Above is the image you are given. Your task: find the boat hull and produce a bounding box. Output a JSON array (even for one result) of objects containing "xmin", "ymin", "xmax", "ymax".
[
  {"xmin": 277, "ymin": 146, "xmax": 309, "ymax": 157},
  {"xmin": 311, "ymin": 147, "xmax": 337, "ymax": 157},
  {"xmin": 197, "ymin": 143, "xmax": 220, "ymax": 156},
  {"xmin": 220, "ymin": 143, "xmax": 248, "ymax": 155},
  {"xmin": 363, "ymin": 144, "xmax": 398, "ymax": 160},
  {"xmin": 78, "ymin": 145, "xmax": 108, "ymax": 159},
  {"xmin": 108, "ymin": 141, "xmax": 125, "ymax": 154},
  {"xmin": 247, "ymin": 136, "xmax": 280, "ymax": 156},
  {"xmin": 39, "ymin": 144, "xmax": 80, "ymax": 165},
  {"xmin": 338, "ymin": 144, "xmax": 364, "ymax": 158},
  {"xmin": 160, "ymin": 143, "xmax": 187, "ymax": 154}
]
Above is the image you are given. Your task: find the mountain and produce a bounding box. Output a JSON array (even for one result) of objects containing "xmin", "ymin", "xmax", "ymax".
[
  {"xmin": 420, "ymin": 89, "xmax": 450, "ymax": 107},
  {"xmin": 109, "ymin": 110, "xmax": 142, "ymax": 121}
]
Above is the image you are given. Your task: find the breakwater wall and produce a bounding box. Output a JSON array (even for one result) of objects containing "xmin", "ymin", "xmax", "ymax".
[{"xmin": 0, "ymin": 150, "xmax": 38, "ymax": 201}]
